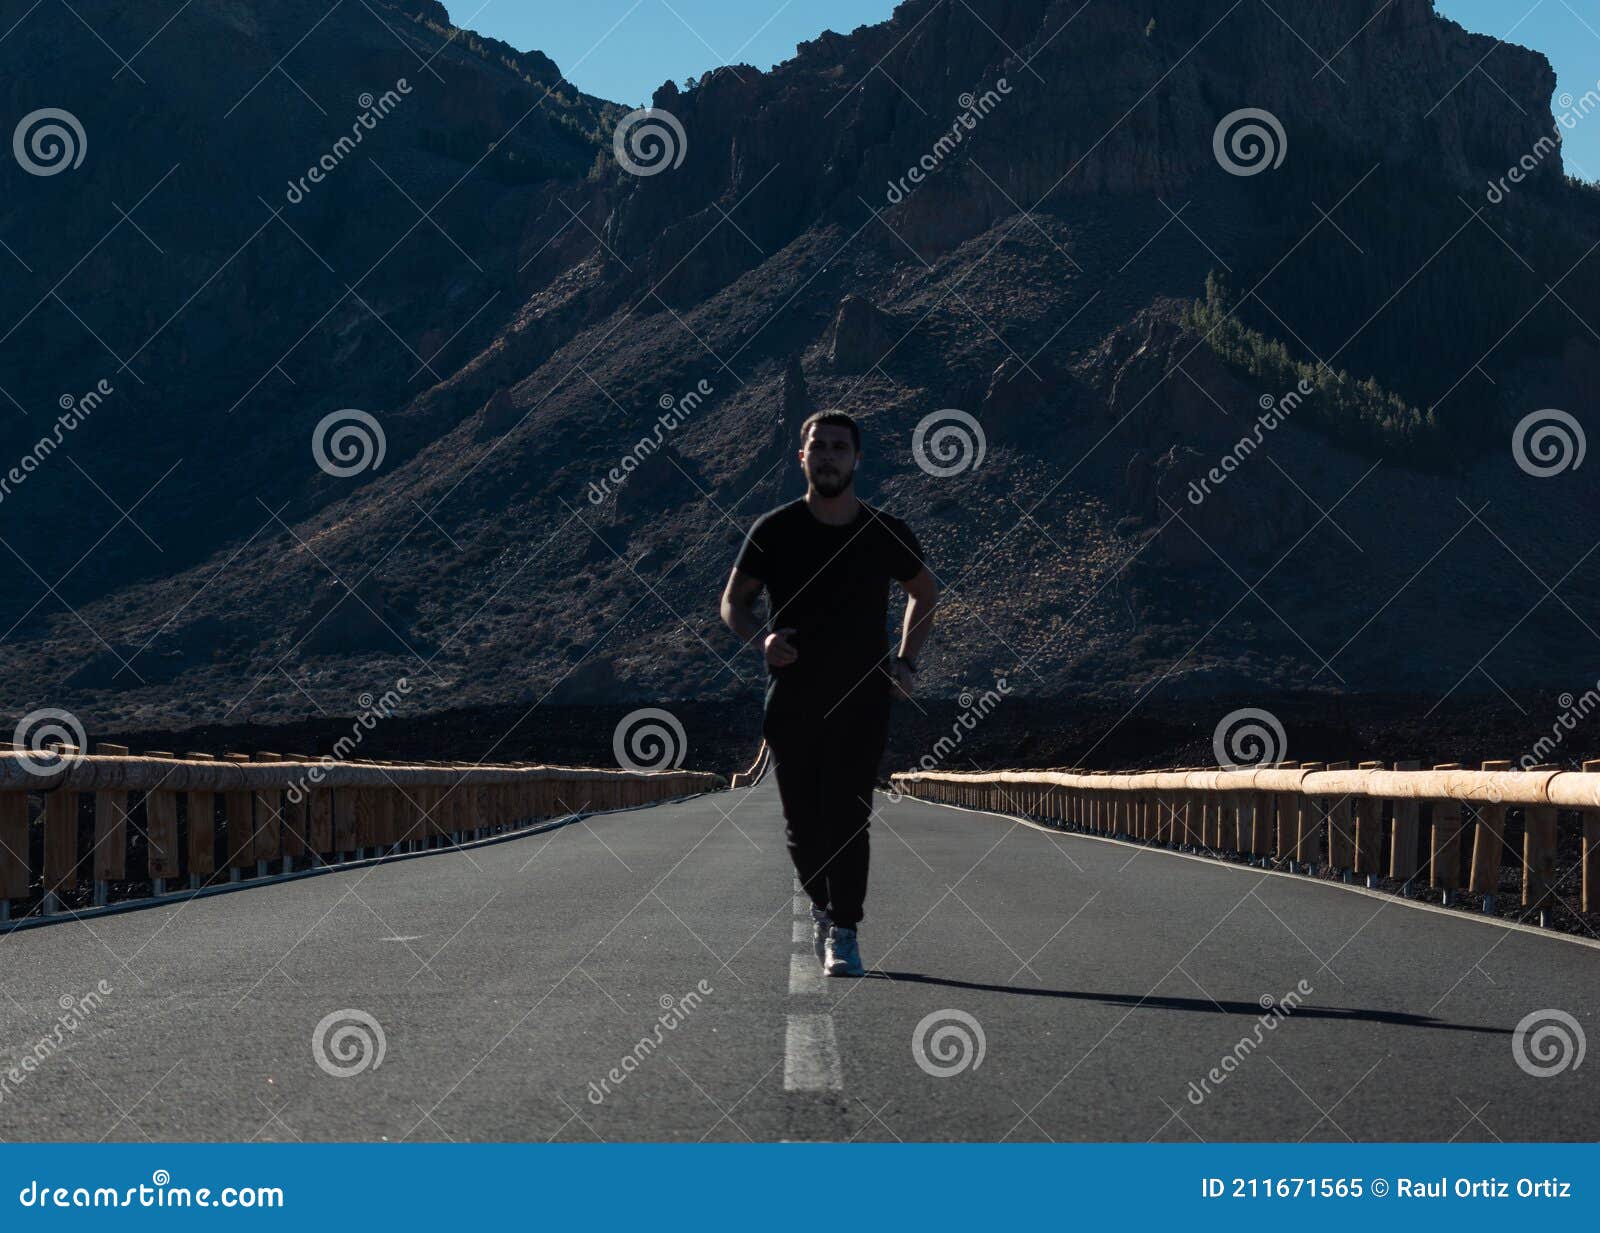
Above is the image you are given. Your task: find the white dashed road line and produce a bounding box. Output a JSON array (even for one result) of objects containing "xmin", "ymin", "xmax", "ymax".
[
  {"xmin": 784, "ymin": 1013, "xmax": 843, "ymax": 1091},
  {"xmin": 784, "ymin": 876, "xmax": 844, "ymax": 1091}
]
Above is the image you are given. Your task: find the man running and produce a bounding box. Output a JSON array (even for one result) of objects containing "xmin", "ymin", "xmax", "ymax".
[{"xmin": 720, "ymin": 410, "xmax": 938, "ymax": 976}]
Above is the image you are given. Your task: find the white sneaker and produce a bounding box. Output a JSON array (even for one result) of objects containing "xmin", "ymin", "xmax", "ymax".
[
  {"xmin": 810, "ymin": 906, "xmax": 832, "ymax": 968},
  {"xmin": 824, "ymin": 925, "xmax": 865, "ymax": 977}
]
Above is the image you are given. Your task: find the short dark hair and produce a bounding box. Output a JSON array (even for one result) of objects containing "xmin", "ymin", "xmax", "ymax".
[{"xmin": 800, "ymin": 410, "xmax": 861, "ymax": 452}]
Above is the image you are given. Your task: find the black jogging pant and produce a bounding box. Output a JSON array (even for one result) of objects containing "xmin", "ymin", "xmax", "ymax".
[{"xmin": 763, "ymin": 676, "xmax": 892, "ymax": 929}]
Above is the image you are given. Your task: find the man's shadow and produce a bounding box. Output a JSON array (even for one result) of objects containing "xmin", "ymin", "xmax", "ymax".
[{"xmin": 865, "ymin": 970, "xmax": 1509, "ymax": 1036}]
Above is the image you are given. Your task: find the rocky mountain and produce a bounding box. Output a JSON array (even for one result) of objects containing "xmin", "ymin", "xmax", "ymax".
[{"xmin": 2, "ymin": 0, "xmax": 1598, "ymax": 737}]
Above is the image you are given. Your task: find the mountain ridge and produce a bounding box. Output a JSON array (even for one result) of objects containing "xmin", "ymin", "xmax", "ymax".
[{"xmin": 2, "ymin": 0, "xmax": 1597, "ymax": 732}]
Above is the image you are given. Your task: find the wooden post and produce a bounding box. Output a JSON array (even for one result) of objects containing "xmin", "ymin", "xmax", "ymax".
[
  {"xmin": 282, "ymin": 755, "xmax": 312, "ymax": 871},
  {"xmin": 309, "ymin": 786, "xmax": 334, "ymax": 860},
  {"xmin": 1468, "ymin": 760, "xmax": 1513, "ymax": 912},
  {"xmin": 1294, "ymin": 763, "xmax": 1326, "ymax": 873},
  {"xmin": 377, "ymin": 786, "xmax": 397, "ymax": 852},
  {"xmin": 0, "ymin": 790, "xmax": 28, "ymax": 920},
  {"xmin": 1389, "ymin": 759, "xmax": 1422, "ymax": 893},
  {"xmin": 333, "ymin": 786, "xmax": 358, "ymax": 859},
  {"xmin": 1271, "ymin": 762, "xmax": 1298, "ymax": 864},
  {"xmin": 223, "ymin": 753, "xmax": 255, "ymax": 879},
  {"xmin": 145, "ymin": 751, "xmax": 181, "ymax": 895},
  {"xmin": 1428, "ymin": 763, "xmax": 1464, "ymax": 904},
  {"xmin": 185, "ymin": 752, "xmax": 217, "ymax": 889},
  {"xmin": 251, "ymin": 752, "xmax": 283, "ymax": 876},
  {"xmin": 1522, "ymin": 764, "xmax": 1560, "ymax": 926},
  {"xmin": 1353, "ymin": 762, "xmax": 1384, "ymax": 886},
  {"xmin": 1583, "ymin": 759, "xmax": 1600, "ymax": 916},
  {"xmin": 43, "ymin": 779, "xmax": 78, "ymax": 913},
  {"xmin": 353, "ymin": 783, "xmax": 377, "ymax": 856},
  {"xmin": 91, "ymin": 742, "xmax": 131, "ymax": 906},
  {"xmin": 1324, "ymin": 762, "xmax": 1355, "ymax": 881},
  {"xmin": 1244, "ymin": 792, "xmax": 1269, "ymax": 863}
]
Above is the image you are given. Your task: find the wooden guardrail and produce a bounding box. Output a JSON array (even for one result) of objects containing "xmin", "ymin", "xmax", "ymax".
[
  {"xmin": 0, "ymin": 745, "xmax": 723, "ymax": 922},
  {"xmin": 729, "ymin": 741, "xmax": 770, "ymax": 789},
  {"xmin": 890, "ymin": 762, "xmax": 1600, "ymax": 925}
]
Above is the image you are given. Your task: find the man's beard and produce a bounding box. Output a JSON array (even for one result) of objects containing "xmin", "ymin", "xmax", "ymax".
[{"xmin": 810, "ymin": 465, "xmax": 854, "ymax": 497}]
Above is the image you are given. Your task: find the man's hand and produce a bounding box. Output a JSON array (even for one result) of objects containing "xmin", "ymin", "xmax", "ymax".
[
  {"xmin": 764, "ymin": 627, "xmax": 799, "ymax": 667},
  {"xmin": 891, "ymin": 658, "xmax": 916, "ymax": 700}
]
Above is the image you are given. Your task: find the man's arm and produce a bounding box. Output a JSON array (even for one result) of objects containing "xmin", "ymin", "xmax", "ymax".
[
  {"xmin": 720, "ymin": 567, "xmax": 765, "ymax": 646},
  {"xmin": 722, "ymin": 568, "xmax": 798, "ymax": 667},
  {"xmin": 897, "ymin": 566, "xmax": 938, "ymax": 661}
]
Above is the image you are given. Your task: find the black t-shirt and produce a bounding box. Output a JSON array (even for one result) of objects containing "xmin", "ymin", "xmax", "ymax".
[{"xmin": 734, "ymin": 498, "xmax": 924, "ymax": 708}]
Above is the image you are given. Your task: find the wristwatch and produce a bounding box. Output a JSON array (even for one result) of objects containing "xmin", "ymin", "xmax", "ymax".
[{"xmin": 895, "ymin": 653, "xmax": 917, "ymax": 673}]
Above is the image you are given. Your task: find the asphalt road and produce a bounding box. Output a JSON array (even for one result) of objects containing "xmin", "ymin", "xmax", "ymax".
[{"xmin": 0, "ymin": 778, "xmax": 1595, "ymax": 1142}]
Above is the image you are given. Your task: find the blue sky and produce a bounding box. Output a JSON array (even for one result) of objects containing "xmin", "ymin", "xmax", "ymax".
[{"xmin": 471, "ymin": 0, "xmax": 1600, "ymax": 179}]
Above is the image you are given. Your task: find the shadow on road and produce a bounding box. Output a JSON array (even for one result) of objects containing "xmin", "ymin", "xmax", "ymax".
[{"xmin": 867, "ymin": 971, "xmax": 1510, "ymax": 1035}]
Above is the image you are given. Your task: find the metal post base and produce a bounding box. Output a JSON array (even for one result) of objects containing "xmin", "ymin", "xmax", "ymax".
[
  {"xmin": 1482, "ymin": 894, "xmax": 1497, "ymax": 914},
  {"xmin": 152, "ymin": 877, "xmax": 166, "ymax": 896},
  {"xmin": 42, "ymin": 892, "xmax": 60, "ymax": 915},
  {"xmin": 190, "ymin": 874, "xmax": 201, "ymax": 890},
  {"xmin": 93, "ymin": 880, "xmax": 109, "ymax": 908}
]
